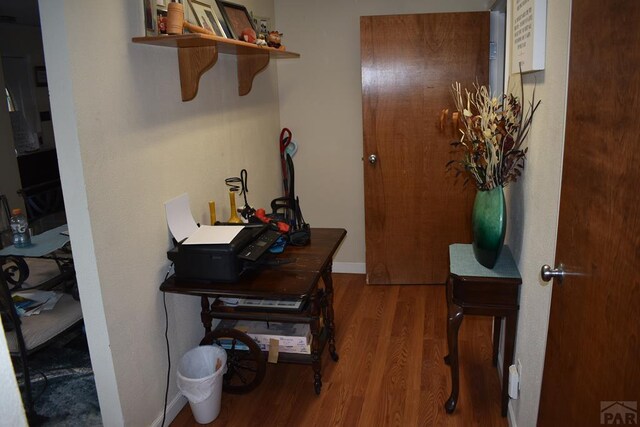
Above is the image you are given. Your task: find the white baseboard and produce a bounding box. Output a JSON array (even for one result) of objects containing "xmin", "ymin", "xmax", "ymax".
[
  {"xmin": 332, "ymin": 262, "xmax": 365, "ymax": 274},
  {"xmin": 151, "ymin": 392, "xmax": 187, "ymax": 427},
  {"xmin": 508, "ymin": 400, "xmax": 517, "ymax": 427},
  {"xmin": 495, "ymin": 329, "xmax": 517, "ymax": 427}
]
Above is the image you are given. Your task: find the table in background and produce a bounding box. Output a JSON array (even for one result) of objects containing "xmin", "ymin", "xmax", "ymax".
[
  {"xmin": 444, "ymin": 244, "xmax": 521, "ymax": 417},
  {"xmin": 0, "ymin": 225, "xmax": 70, "ymax": 258},
  {"xmin": 0, "ymin": 224, "xmax": 73, "ymax": 289},
  {"xmin": 160, "ymin": 228, "xmax": 346, "ymax": 394}
]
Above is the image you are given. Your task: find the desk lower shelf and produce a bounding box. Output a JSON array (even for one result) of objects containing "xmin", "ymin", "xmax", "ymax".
[{"xmin": 261, "ymin": 327, "xmax": 328, "ymax": 365}]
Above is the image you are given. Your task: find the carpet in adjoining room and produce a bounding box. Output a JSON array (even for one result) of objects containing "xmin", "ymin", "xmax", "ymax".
[{"xmin": 15, "ymin": 327, "xmax": 102, "ymax": 426}]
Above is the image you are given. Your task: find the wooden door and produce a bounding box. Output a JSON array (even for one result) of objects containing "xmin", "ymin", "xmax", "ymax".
[
  {"xmin": 361, "ymin": 13, "xmax": 488, "ymax": 285},
  {"xmin": 538, "ymin": 1, "xmax": 640, "ymax": 425}
]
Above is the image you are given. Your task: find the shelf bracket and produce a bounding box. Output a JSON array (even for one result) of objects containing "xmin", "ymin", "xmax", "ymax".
[
  {"xmin": 237, "ymin": 51, "xmax": 270, "ymax": 96},
  {"xmin": 178, "ymin": 45, "xmax": 218, "ymax": 102}
]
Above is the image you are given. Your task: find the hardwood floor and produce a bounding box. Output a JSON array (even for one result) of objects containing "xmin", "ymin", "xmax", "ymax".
[{"xmin": 170, "ymin": 274, "xmax": 508, "ymax": 427}]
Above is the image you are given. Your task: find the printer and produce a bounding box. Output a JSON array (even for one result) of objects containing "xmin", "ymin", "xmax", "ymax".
[{"xmin": 167, "ymin": 224, "xmax": 273, "ymax": 283}]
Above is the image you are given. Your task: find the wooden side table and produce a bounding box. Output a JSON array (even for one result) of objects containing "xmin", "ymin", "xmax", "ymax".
[{"xmin": 444, "ymin": 244, "xmax": 521, "ymax": 417}]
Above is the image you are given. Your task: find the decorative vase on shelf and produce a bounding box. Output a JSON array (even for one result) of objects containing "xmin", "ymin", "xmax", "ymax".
[{"xmin": 471, "ymin": 186, "xmax": 506, "ymax": 269}]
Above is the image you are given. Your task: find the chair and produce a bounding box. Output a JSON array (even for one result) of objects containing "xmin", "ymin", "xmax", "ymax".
[
  {"xmin": 18, "ymin": 179, "xmax": 66, "ymax": 231},
  {"xmin": 0, "ymin": 194, "xmax": 12, "ymax": 249},
  {"xmin": 0, "ymin": 251, "xmax": 83, "ymax": 423}
]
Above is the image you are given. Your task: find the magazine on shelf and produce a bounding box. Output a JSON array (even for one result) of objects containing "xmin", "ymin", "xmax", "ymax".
[
  {"xmin": 12, "ymin": 290, "xmax": 62, "ymax": 317},
  {"xmin": 217, "ymin": 297, "xmax": 305, "ymax": 311},
  {"xmin": 216, "ymin": 338, "xmax": 311, "ymax": 354}
]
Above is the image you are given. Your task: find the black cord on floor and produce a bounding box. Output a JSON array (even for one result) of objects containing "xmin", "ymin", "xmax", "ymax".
[{"xmin": 161, "ymin": 268, "xmax": 172, "ymax": 427}]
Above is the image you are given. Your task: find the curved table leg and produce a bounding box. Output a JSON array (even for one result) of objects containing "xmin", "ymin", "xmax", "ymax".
[
  {"xmin": 200, "ymin": 296, "xmax": 213, "ymax": 334},
  {"xmin": 310, "ymin": 288, "xmax": 322, "ymax": 394},
  {"xmin": 321, "ymin": 265, "xmax": 339, "ymax": 361},
  {"xmin": 492, "ymin": 316, "xmax": 502, "ymax": 367},
  {"xmin": 445, "ymin": 300, "xmax": 464, "ymax": 413}
]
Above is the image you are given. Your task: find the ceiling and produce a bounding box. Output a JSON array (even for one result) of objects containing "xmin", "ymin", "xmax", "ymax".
[{"xmin": 0, "ymin": 0, "xmax": 40, "ymax": 26}]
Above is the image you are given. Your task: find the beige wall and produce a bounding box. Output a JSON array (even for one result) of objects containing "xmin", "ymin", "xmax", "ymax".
[{"xmin": 39, "ymin": 0, "xmax": 281, "ymax": 425}]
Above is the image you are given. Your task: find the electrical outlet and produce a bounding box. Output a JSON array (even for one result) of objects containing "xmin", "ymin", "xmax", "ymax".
[{"xmin": 508, "ymin": 364, "xmax": 519, "ymax": 399}]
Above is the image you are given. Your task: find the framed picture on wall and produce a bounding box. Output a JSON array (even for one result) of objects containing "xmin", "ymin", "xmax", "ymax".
[
  {"xmin": 188, "ymin": 0, "xmax": 227, "ymax": 37},
  {"xmin": 215, "ymin": 0, "xmax": 255, "ymax": 40}
]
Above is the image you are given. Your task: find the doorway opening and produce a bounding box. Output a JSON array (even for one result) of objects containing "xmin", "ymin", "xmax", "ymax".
[{"xmin": 0, "ymin": 0, "xmax": 100, "ymax": 423}]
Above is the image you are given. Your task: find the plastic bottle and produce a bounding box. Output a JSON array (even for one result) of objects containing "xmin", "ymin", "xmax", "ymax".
[{"xmin": 10, "ymin": 208, "xmax": 31, "ymax": 248}]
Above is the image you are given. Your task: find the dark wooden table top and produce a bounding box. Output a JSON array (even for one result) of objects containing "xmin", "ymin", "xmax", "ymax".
[{"xmin": 160, "ymin": 228, "xmax": 347, "ymax": 300}]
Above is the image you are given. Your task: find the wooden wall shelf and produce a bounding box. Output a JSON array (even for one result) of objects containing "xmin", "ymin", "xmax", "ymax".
[{"xmin": 132, "ymin": 34, "xmax": 300, "ymax": 101}]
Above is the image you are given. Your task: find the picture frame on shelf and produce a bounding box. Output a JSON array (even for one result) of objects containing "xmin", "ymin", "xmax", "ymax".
[
  {"xmin": 210, "ymin": 3, "xmax": 232, "ymax": 38},
  {"xmin": 252, "ymin": 15, "xmax": 270, "ymax": 37},
  {"xmin": 143, "ymin": 0, "xmax": 157, "ymax": 36},
  {"xmin": 215, "ymin": 0, "xmax": 255, "ymax": 40},
  {"xmin": 187, "ymin": 0, "xmax": 226, "ymax": 37}
]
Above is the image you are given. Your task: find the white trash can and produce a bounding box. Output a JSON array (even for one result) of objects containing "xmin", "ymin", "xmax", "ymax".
[{"xmin": 177, "ymin": 345, "xmax": 227, "ymax": 424}]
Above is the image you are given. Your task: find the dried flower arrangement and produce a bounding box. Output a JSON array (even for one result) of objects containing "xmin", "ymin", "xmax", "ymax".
[{"xmin": 442, "ymin": 78, "xmax": 540, "ymax": 191}]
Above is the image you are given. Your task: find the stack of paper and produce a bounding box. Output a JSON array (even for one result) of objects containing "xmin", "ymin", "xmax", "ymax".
[{"xmin": 12, "ymin": 290, "xmax": 62, "ymax": 317}]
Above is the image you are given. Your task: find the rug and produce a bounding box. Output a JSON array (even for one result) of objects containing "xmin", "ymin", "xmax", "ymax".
[{"xmin": 16, "ymin": 328, "xmax": 102, "ymax": 426}]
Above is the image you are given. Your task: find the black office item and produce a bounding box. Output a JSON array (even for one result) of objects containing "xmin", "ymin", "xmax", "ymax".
[
  {"xmin": 237, "ymin": 228, "xmax": 281, "ymax": 262},
  {"xmin": 167, "ymin": 224, "xmax": 275, "ymax": 283}
]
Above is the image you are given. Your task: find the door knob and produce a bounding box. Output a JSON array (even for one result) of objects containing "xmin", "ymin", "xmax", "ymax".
[
  {"xmin": 368, "ymin": 154, "xmax": 377, "ymax": 165},
  {"xmin": 540, "ymin": 264, "xmax": 565, "ymax": 283}
]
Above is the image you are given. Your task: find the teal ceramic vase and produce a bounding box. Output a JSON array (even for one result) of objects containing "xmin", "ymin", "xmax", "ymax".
[{"xmin": 472, "ymin": 186, "xmax": 506, "ymax": 268}]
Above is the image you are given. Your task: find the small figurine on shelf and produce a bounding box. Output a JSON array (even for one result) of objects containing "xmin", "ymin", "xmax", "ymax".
[
  {"xmin": 256, "ymin": 34, "xmax": 268, "ymax": 46},
  {"xmin": 267, "ymin": 31, "xmax": 285, "ymax": 50},
  {"xmin": 241, "ymin": 27, "xmax": 257, "ymax": 44}
]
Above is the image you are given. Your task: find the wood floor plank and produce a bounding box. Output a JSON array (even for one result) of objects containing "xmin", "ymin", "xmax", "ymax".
[{"xmin": 170, "ymin": 274, "xmax": 508, "ymax": 427}]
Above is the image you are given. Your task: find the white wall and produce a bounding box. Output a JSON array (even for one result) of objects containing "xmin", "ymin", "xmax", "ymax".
[
  {"xmin": 504, "ymin": 1, "xmax": 572, "ymax": 426},
  {"xmin": 0, "ymin": 318, "xmax": 28, "ymax": 426},
  {"xmin": 38, "ymin": 0, "xmax": 281, "ymax": 425}
]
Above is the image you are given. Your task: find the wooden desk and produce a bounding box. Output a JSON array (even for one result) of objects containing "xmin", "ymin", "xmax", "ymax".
[
  {"xmin": 444, "ymin": 244, "xmax": 521, "ymax": 417},
  {"xmin": 160, "ymin": 228, "xmax": 346, "ymax": 394}
]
